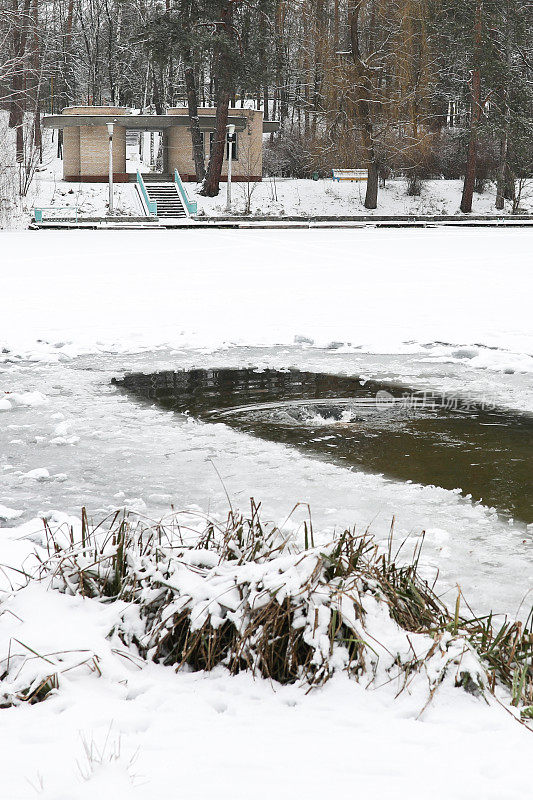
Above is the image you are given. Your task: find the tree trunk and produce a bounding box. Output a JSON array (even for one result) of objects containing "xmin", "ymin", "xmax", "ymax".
[
  {"xmin": 460, "ymin": 0, "xmax": 483, "ymax": 214},
  {"xmin": 302, "ymin": 8, "xmax": 310, "ymax": 137},
  {"xmin": 31, "ymin": 0, "xmax": 41, "ymax": 157},
  {"xmin": 495, "ymin": 0, "xmax": 510, "ymax": 211},
  {"xmin": 200, "ymin": 1, "xmax": 237, "ymax": 196},
  {"xmin": 200, "ymin": 88, "xmax": 231, "ymax": 196},
  {"xmin": 364, "ymin": 144, "xmax": 379, "ymax": 208},
  {"xmin": 9, "ymin": 0, "xmax": 32, "ymax": 163},
  {"xmin": 63, "ymin": 0, "xmax": 75, "ymax": 106},
  {"xmin": 349, "ymin": 2, "xmax": 379, "ymax": 210},
  {"xmin": 495, "ymin": 119, "xmax": 508, "ymax": 210},
  {"xmin": 333, "ymin": 0, "xmax": 340, "ymax": 107},
  {"xmin": 275, "ymin": 0, "xmax": 288, "ymax": 122},
  {"xmin": 152, "ymin": 64, "xmax": 163, "ymax": 114},
  {"xmin": 104, "ymin": 0, "xmax": 116, "ymax": 104},
  {"xmin": 184, "ymin": 64, "xmax": 206, "ymax": 181},
  {"xmin": 312, "ymin": 0, "xmax": 325, "ymax": 136}
]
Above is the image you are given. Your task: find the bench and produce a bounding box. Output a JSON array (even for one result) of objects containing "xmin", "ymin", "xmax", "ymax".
[
  {"xmin": 33, "ymin": 206, "xmax": 79, "ymax": 223},
  {"xmin": 332, "ymin": 169, "xmax": 367, "ymax": 182}
]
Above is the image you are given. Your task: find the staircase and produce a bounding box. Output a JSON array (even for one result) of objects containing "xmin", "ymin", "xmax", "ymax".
[
  {"xmin": 144, "ymin": 182, "xmax": 187, "ymax": 218},
  {"xmin": 142, "ymin": 173, "xmax": 171, "ymax": 183}
]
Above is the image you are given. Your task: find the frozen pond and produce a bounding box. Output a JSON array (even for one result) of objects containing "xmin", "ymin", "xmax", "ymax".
[
  {"xmin": 1, "ymin": 228, "xmax": 532, "ymax": 620},
  {"xmin": 1, "ymin": 346, "xmax": 532, "ymax": 619}
]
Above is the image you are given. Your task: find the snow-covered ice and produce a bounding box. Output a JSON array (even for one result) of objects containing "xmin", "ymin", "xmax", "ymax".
[
  {"xmin": 1, "ymin": 228, "xmax": 532, "ymax": 609},
  {"xmin": 0, "ymin": 504, "xmax": 23, "ymax": 520},
  {"xmin": 2, "ymin": 229, "xmax": 533, "ymax": 379}
]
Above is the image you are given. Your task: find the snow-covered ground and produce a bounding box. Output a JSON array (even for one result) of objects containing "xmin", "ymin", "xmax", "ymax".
[
  {"xmin": 31, "ymin": 178, "xmax": 145, "ymax": 218},
  {"xmin": 12, "ymin": 122, "xmax": 533, "ymax": 225},
  {"xmin": 2, "ymin": 578, "xmax": 532, "ymax": 800},
  {"xmin": 1, "ymin": 228, "xmax": 532, "ymax": 797},
  {"xmin": 28, "ymin": 172, "xmax": 533, "ymax": 222},
  {"xmin": 192, "ymin": 175, "xmax": 533, "ymax": 217},
  {"xmin": 2, "ymin": 116, "xmax": 532, "ymax": 228}
]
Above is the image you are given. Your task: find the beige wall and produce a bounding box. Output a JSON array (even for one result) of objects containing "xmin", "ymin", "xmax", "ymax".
[
  {"xmin": 62, "ymin": 106, "xmax": 127, "ymax": 179},
  {"xmin": 167, "ymin": 107, "xmax": 263, "ymax": 180},
  {"xmin": 78, "ymin": 124, "xmax": 126, "ymax": 176},
  {"xmin": 63, "ymin": 127, "xmax": 80, "ymax": 177}
]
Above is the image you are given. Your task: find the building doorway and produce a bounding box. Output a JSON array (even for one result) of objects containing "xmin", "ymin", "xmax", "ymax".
[{"xmin": 125, "ymin": 129, "xmax": 168, "ymax": 178}]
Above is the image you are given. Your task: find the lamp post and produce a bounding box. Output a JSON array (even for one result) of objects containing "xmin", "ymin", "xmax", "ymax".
[
  {"xmin": 106, "ymin": 122, "xmax": 114, "ymax": 215},
  {"xmin": 226, "ymin": 123, "xmax": 236, "ymax": 213}
]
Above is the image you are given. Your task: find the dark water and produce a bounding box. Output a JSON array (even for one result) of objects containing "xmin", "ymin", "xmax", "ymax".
[{"xmin": 113, "ymin": 368, "xmax": 533, "ymax": 523}]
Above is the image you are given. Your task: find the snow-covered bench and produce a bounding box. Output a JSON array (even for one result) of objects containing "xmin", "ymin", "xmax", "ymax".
[
  {"xmin": 33, "ymin": 206, "xmax": 79, "ymax": 223},
  {"xmin": 332, "ymin": 169, "xmax": 367, "ymax": 182}
]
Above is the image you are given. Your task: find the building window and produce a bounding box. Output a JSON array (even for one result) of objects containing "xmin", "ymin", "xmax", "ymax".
[{"xmin": 208, "ymin": 131, "xmax": 238, "ymax": 161}]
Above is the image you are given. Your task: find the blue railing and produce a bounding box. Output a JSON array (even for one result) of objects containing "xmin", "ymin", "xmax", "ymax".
[
  {"xmin": 33, "ymin": 206, "xmax": 79, "ymax": 223},
  {"xmin": 137, "ymin": 170, "xmax": 157, "ymax": 216},
  {"xmin": 174, "ymin": 169, "xmax": 197, "ymax": 216}
]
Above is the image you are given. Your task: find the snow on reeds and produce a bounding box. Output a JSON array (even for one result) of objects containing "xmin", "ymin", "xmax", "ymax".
[{"xmin": 1, "ymin": 504, "xmax": 532, "ymax": 722}]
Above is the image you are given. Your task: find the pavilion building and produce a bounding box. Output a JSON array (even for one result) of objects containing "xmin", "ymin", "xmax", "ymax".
[{"xmin": 43, "ymin": 106, "xmax": 278, "ymax": 182}]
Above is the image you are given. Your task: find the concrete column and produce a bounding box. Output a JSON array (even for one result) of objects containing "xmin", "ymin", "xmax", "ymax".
[{"xmin": 161, "ymin": 129, "xmax": 169, "ymax": 174}]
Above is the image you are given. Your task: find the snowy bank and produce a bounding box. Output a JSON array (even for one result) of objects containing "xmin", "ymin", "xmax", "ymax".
[{"xmin": 0, "ymin": 508, "xmax": 532, "ymax": 798}]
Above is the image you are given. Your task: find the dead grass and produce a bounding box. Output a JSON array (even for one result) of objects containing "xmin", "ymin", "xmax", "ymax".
[{"xmin": 4, "ymin": 504, "xmax": 532, "ymax": 718}]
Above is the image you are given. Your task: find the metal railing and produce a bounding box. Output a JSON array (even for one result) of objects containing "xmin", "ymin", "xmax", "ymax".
[
  {"xmin": 33, "ymin": 206, "xmax": 79, "ymax": 223},
  {"xmin": 136, "ymin": 170, "xmax": 157, "ymax": 216},
  {"xmin": 174, "ymin": 169, "xmax": 197, "ymax": 216}
]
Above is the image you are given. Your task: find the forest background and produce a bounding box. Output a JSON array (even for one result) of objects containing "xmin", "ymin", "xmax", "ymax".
[{"xmin": 1, "ymin": 0, "xmax": 532, "ymax": 209}]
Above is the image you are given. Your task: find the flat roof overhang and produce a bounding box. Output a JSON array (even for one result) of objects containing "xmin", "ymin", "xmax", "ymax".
[{"xmin": 42, "ymin": 114, "xmax": 280, "ymax": 133}]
